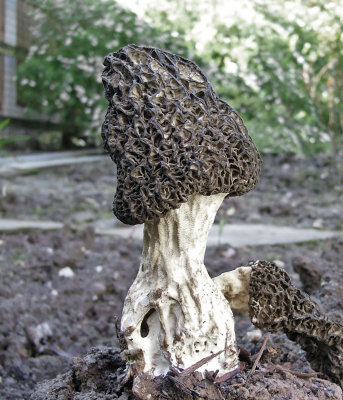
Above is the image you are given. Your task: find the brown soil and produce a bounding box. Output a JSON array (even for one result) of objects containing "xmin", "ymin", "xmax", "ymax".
[
  {"xmin": 0, "ymin": 154, "xmax": 342, "ymax": 399},
  {"xmin": 30, "ymin": 346, "xmax": 342, "ymax": 400}
]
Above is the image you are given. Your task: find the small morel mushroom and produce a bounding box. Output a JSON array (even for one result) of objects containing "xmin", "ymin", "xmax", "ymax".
[
  {"xmin": 101, "ymin": 44, "xmax": 261, "ymax": 378},
  {"xmin": 216, "ymin": 261, "xmax": 343, "ymax": 388},
  {"xmin": 248, "ymin": 261, "xmax": 343, "ymax": 388}
]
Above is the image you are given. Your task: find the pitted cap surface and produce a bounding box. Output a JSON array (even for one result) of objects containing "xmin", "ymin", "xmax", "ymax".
[{"xmin": 102, "ymin": 44, "xmax": 261, "ymax": 224}]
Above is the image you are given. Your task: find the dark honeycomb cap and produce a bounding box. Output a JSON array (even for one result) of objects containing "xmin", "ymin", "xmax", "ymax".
[{"xmin": 101, "ymin": 44, "xmax": 262, "ymax": 225}]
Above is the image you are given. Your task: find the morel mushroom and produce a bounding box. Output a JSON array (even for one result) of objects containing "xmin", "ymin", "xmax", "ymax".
[
  {"xmin": 249, "ymin": 261, "xmax": 343, "ymax": 388},
  {"xmin": 216, "ymin": 261, "xmax": 343, "ymax": 388},
  {"xmin": 101, "ymin": 44, "xmax": 261, "ymax": 377}
]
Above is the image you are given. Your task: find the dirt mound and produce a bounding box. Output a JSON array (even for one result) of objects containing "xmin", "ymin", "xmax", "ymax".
[{"xmin": 30, "ymin": 346, "xmax": 342, "ymax": 400}]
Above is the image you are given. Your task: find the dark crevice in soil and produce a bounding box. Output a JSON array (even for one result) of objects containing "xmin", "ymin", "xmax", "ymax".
[{"xmin": 72, "ymin": 370, "xmax": 82, "ymax": 393}]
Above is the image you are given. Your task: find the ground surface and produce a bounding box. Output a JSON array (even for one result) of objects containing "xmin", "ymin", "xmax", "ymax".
[
  {"xmin": 0, "ymin": 153, "xmax": 342, "ymax": 399},
  {"xmin": 1, "ymin": 153, "xmax": 343, "ymax": 231}
]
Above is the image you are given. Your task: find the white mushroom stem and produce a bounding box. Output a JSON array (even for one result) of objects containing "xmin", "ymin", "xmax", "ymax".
[
  {"xmin": 121, "ymin": 193, "xmax": 241, "ymax": 377},
  {"xmin": 213, "ymin": 267, "xmax": 252, "ymax": 316}
]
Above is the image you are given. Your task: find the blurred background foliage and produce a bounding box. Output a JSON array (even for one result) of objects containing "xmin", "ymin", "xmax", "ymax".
[{"xmin": 17, "ymin": 0, "xmax": 342, "ymax": 157}]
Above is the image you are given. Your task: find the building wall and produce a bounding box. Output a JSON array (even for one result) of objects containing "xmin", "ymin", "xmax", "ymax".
[
  {"xmin": 0, "ymin": 0, "xmax": 56, "ymax": 148},
  {"xmin": 0, "ymin": 55, "xmax": 3, "ymax": 112},
  {"xmin": 0, "ymin": 0, "xmax": 29, "ymax": 119},
  {"xmin": 0, "ymin": 0, "xmax": 5, "ymax": 112}
]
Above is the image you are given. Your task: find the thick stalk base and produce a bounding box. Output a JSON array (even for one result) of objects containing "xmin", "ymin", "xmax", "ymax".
[{"xmin": 121, "ymin": 194, "xmax": 239, "ymax": 377}]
